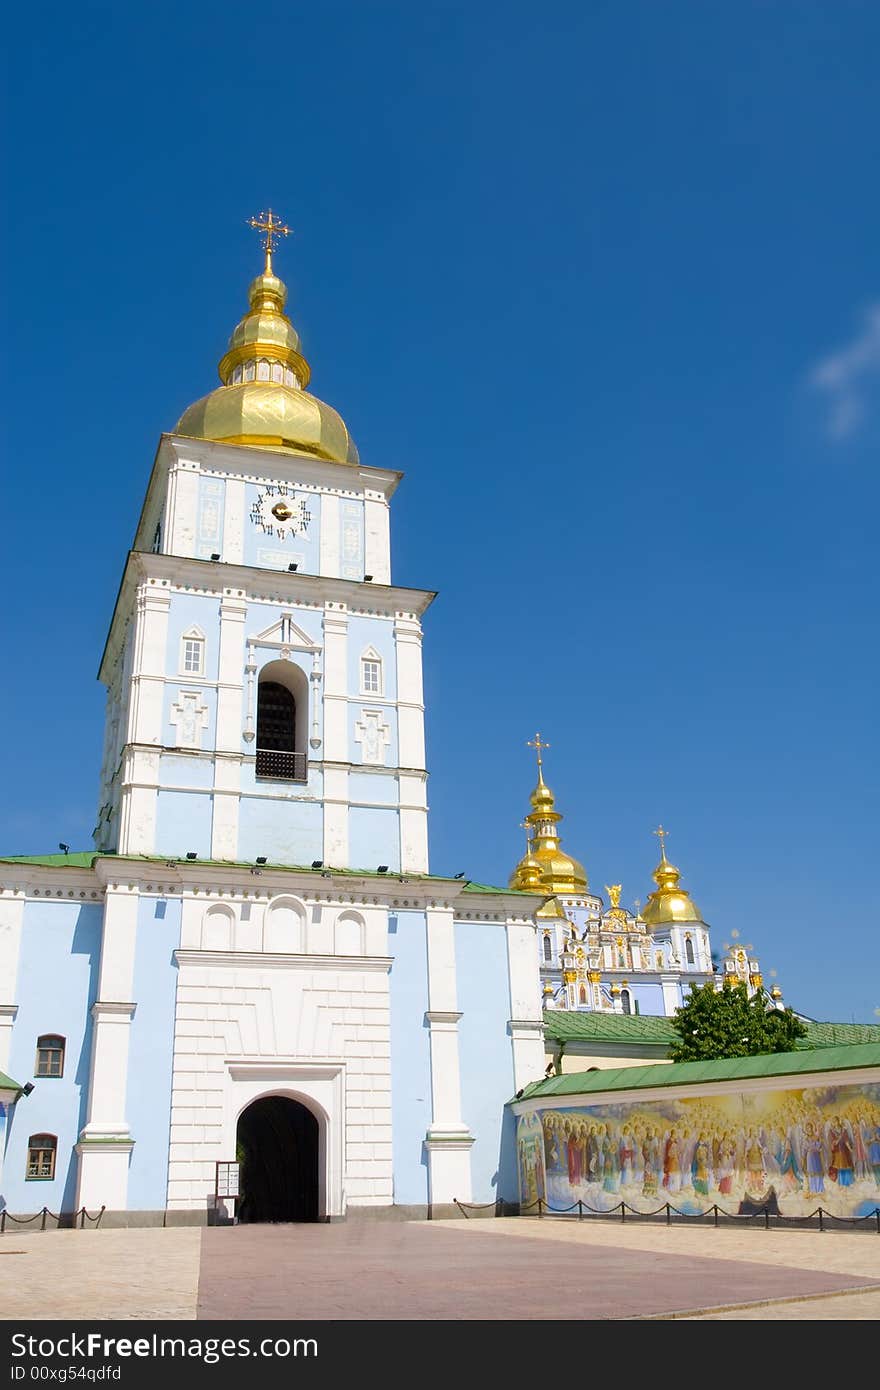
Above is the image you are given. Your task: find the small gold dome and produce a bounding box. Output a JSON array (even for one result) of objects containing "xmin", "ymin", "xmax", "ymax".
[
  {"xmin": 511, "ymin": 757, "xmax": 589, "ymax": 895},
  {"xmin": 641, "ymin": 846, "xmax": 703, "ymax": 925},
  {"xmin": 174, "ymin": 257, "xmax": 359, "ymax": 465}
]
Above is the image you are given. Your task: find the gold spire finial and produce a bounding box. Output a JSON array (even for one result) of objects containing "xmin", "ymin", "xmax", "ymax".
[
  {"xmin": 528, "ymin": 732, "xmax": 550, "ymax": 772},
  {"xmin": 247, "ymin": 208, "xmax": 293, "ymax": 275},
  {"xmin": 653, "ymin": 824, "xmax": 669, "ymax": 862},
  {"xmin": 519, "ymin": 820, "xmax": 532, "ymax": 854}
]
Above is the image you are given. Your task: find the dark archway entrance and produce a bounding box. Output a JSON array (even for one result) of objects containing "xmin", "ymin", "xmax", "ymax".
[{"xmin": 236, "ymin": 1096, "xmax": 320, "ymax": 1223}]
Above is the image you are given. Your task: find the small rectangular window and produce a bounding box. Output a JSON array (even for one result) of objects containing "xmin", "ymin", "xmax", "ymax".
[
  {"xmin": 35, "ymin": 1036, "xmax": 65, "ymax": 1078},
  {"xmin": 26, "ymin": 1135, "xmax": 57, "ymax": 1180},
  {"xmin": 154, "ymin": 900, "xmax": 167, "ymax": 920},
  {"xmin": 183, "ymin": 638, "xmax": 204, "ymax": 674},
  {"xmin": 362, "ymin": 659, "xmax": 381, "ymax": 694}
]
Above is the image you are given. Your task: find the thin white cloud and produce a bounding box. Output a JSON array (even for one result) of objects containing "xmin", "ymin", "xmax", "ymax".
[{"xmin": 809, "ymin": 303, "xmax": 880, "ymax": 439}]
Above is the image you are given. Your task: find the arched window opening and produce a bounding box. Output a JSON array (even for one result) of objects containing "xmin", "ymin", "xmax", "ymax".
[
  {"xmin": 26, "ymin": 1134, "xmax": 57, "ymax": 1180},
  {"xmin": 621, "ymin": 989, "xmax": 632, "ymax": 1015},
  {"xmin": 542, "ymin": 934, "xmax": 552, "ymax": 962},
  {"xmin": 256, "ymin": 672, "xmax": 307, "ymax": 782},
  {"xmin": 685, "ymin": 936, "xmax": 695, "ymax": 965},
  {"xmin": 35, "ymin": 1035, "xmax": 65, "ymax": 1078},
  {"xmin": 578, "ymin": 985, "xmax": 587, "ymax": 1004}
]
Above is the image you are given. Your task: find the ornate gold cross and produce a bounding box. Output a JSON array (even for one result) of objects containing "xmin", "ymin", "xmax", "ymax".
[
  {"xmin": 519, "ymin": 819, "xmax": 532, "ymax": 853},
  {"xmin": 653, "ymin": 824, "xmax": 669, "ymax": 856},
  {"xmin": 527, "ymin": 732, "xmax": 550, "ymax": 769},
  {"xmin": 247, "ymin": 209, "xmax": 293, "ymax": 272}
]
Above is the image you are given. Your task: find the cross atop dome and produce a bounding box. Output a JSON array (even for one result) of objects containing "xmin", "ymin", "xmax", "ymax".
[
  {"xmin": 527, "ymin": 732, "xmax": 550, "ymax": 770},
  {"xmin": 247, "ymin": 209, "xmax": 293, "ymax": 274}
]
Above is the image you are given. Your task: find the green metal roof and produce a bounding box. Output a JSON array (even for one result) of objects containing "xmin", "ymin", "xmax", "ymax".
[
  {"xmin": 516, "ymin": 1042, "xmax": 880, "ymax": 1103},
  {"xmin": 0, "ymin": 852, "xmax": 531, "ymax": 898},
  {"xmin": 0, "ymin": 1070, "xmax": 22, "ymax": 1093},
  {"xmin": 544, "ymin": 1012, "xmax": 679, "ymax": 1044},
  {"xmin": 542, "ymin": 1010, "xmax": 880, "ymax": 1052}
]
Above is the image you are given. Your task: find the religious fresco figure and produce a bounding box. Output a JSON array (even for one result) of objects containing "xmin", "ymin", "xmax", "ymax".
[
  {"xmin": 743, "ymin": 1127, "xmax": 766, "ymax": 1191},
  {"xmin": 662, "ymin": 1128, "xmax": 683, "ymax": 1193},
  {"xmin": 602, "ymin": 1126, "xmax": 619, "ymax": 1193},
  {"xmin": 803, "ymin": 1122, "xmax": 825, "ymax": 1196},
  {"xmin": 642, "ymin": 1129, "xmax": 660, "ymax": 1198},
  {"xmin": 691, "ymin": 1134, "xmax": 711, "ymax": 1196},
  {"xmin": 777, "ymin": 1129, "xmax": 801, "ymax": 1194},
  {"xmin": 619, "ymin": 1124, "xmax": 637, "ymax": 1187},
  {"xmin": 587, "ymin": 1125, "xmax": 602, "ymax": 1185},
  {"xmin": 715, "ymin": 1133, "xmax": 735, "ymax": 1196},
  {"xmin": 827, "ymin": 1116, "xmax": 855, "ymax": 1188},
  {"xmin": 868, "ymin": 1120, "xmax": 880, "ymax": 1186}
]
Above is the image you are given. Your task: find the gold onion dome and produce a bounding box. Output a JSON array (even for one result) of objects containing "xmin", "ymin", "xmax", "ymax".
[
  {"xmin": 641, "ymin": 839, "xmax": 702, "ymax": 925},
  {"xmin": 175, "ymin": 225, "xmax": 359, "ymax": 465},
  {"xmin": 510, "ymin": 751, "xmax": 588, "ymax": 895}
]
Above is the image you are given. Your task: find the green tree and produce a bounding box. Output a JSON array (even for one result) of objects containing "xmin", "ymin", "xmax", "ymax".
[{"xmin": 670, "ymin": 981, "xmax": 807, "ymax": 1062}]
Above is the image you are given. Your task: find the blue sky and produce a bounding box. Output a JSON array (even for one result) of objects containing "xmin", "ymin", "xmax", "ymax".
[{"xmin": 2, "ymin": 2, "xmax": 878, "ymax": 1022}]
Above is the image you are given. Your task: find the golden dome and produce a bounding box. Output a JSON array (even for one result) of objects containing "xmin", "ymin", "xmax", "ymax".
[
  {"xmin": 175, "ymin": 256, "xmax": 359, "ymax": 465},
  {"xmin": 641, "ymin": 842, "xmax": 703, "ymax": 925},
  {"xmin": 510, "ymin": 750, "xmax": 589, "ymax": 895}
]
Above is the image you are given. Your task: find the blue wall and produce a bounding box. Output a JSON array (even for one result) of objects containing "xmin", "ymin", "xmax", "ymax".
[
  {"xmin": 155, "ymin": 790, "xmax": 213, "ymax": 859},
  {"xmin": 348, "ymin": 807, "xmax": 400, "ymax": 873},
  {"xmin": 237, "ymin": 794, "xmax": 323, "ymax": 865},
  {"xmin": 2, "ymin": 901, "xmax": 102, "ymax": 1213},
  {"xmin": 164, "ymin": 593, "xmax": 221, "ymax": 682},
  {"xmin": 126, "ymin": 896, "xmax": 181, "ymax": 1209},
  {"xmin": 455, "ymin": 919, "xmax": 514, "ymax": 1203},
  {"xmin": 388, "ymin": 911, "xmax": 431, "ymax": 1206}
]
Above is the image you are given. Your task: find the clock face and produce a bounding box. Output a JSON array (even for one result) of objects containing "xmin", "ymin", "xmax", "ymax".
[{"xmin": 250, "ymin": 485, "xmax": 312, "ymax": 540}]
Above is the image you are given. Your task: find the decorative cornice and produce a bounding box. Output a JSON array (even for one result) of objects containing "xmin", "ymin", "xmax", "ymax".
[
  {"xmin": 424, "ymin": 1011, "xmax": 463, "ymax": 1026},
  {"xmin": 91, "ymin": 1001, "xmax": 137, "ymax": 1021},
  {"xmin": 174, "ymin": 949, "xmax": 392, "ymax": 972},
  {"xmin": 0, "ymin": 1004, "xmax": 19, "ymax": 1021},
  {"xmin": 509, "ymin": 1018, "xmax": 544, "ymax": 1034}
]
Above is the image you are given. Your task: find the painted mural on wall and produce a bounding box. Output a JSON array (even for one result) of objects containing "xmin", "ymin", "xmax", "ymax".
[{"xmin": 516, "ymin": 1082, "xmax": 880, "ymax": 1218}]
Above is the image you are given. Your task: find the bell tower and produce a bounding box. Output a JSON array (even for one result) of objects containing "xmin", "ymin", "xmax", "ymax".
[{"xmin": 95, "ymin": 214, "xmax": 433, "ymax": 872}]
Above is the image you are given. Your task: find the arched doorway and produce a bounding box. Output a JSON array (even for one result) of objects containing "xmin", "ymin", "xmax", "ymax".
[{"xmin": 236, "ymin": 1096, "xmax": 320, "ymax": 1223}]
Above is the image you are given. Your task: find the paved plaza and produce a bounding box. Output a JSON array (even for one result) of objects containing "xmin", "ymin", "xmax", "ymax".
[{"xmin": 1, "ymin": 1218, "xmax": 878, "ymax": 1321}]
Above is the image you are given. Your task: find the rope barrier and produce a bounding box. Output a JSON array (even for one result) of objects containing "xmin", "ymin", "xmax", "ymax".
[
  {"xmin": 0, "ymin": 1206, "xmax": 105, "ymax": 1234},
  {"xmin": 452, "ymin": 1197, "xmax": 880, "ymax": 1230}
]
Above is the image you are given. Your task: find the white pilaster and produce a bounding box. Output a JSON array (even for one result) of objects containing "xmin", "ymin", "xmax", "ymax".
[
  {"xmin": 660, "ymin": 973, "xmax": 681, "ymax": 1015},
  {"xmin": 216, "ymin": 596, "xmax": 247, "ymax": 751},
  {"xmin": 211, "ymin": 756, "xmax": 241, "ymax": 861},
  {"xmin": 222, "ymin": 478, "xmax": 245, "ymax": 564},
  {"xmin": 322, "ymin": 765, "xmax": 350, "ymax": 867},
  {"xmin": 168, "ymin": 459, "xmax": 200, "ymax": 557},
  {"xmin": 322, "ymin": 609, "xmax": 349, "ymax": 762},
  {"xmin": 399, "ymin": 772, "xmax": 429, "ymax": 874},
  {"xmin": 117, "ymin": 748, "xmax": 160, "ymax": 856},
  {"xmin": 0, "ymin": 894, "xmax": 25, "ymax": 1074},
  {"xmin": 77, "ymin": 885, "xmax": 139, "ymax": 1210},
  {"xmin": 424, "ymin": 908, "xmax": 473, "ymax": 1203},
  {"xmin": 394, "ymin": 616, "xmax": 426, "ymax": 769},
  {"xmin": 364, "ymin": 492, "xmax": 391, "ymax": 585},
  {"xmin": 505, "ymin": 917, "xmax": 545, "ymax": 1090},
  {"xmin": 128, "ymin": 584, "xmax": 170, "ymax": 746},
  {"xmin": 319, "ymin": 492, "xmax": 341, "ymax": 577}
]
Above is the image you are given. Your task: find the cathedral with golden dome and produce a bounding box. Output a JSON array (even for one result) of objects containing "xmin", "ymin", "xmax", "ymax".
[{"xmin": 509, "ymin": 735, "xmax": 770, "ymax": 1018}]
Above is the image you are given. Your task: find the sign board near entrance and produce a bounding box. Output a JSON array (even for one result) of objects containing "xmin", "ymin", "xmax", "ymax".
[{"xmin": 215, "ymin": 1161, "xmax": 240, "ymax": 1199}]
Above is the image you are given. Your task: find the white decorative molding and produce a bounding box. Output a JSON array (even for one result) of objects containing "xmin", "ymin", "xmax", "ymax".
[
  {"xmin": 354, "ymin": 709, "xmax": 389, "ymax": 766},
  {"xmin": 174, "ymin": 949, "xmax": 392, "ymax": 971},
  {"xmin": 170, "ymin": 689, "xmax": 209, "ymax": 750}
]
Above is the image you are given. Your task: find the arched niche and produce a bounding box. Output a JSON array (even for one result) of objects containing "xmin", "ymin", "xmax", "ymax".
[
  {"xmin": 257, "ymin": 658, "xmax": 309, "ymax": 758},
  {"xmin": 203, "ymin": 902, "xmax": 234, "ymax": 950},
  {"xmin": 263, "ymin": 895, "xmax": 306, "ymax": 954},
  {"xmin": 334, "ymin": 910, "xmax": 365, "ymax": 956}
]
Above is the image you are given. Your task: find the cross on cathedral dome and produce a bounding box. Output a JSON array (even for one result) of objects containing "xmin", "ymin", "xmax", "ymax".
[{"xmin": 175, "ymin": 209, "xmax": 359, "ymax": 465}]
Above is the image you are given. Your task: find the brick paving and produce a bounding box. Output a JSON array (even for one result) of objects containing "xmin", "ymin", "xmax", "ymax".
[
  {"xmin": 0, "ymin": 1228, "xmax": 202, "ymax": 1321},
  {"xmin": 196, "ymin": 1221, "xmax": 879, "ymax": 1320},
  {"xmin": 1, "ymin": 1219, "xmax": 878, "ymax": 1321}
]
